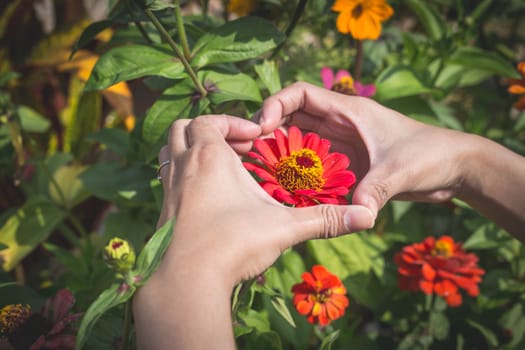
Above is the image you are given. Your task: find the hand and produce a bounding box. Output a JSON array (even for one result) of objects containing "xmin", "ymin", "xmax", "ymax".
[
  {"xmin": 256, "ymin": 82, "xmax": 473, "ymax": 220},
  {"xmin": 134, "ymin": 115, "xmax": 374, "ymax": 349},
  {"xmin": 155, "ymin": 114, "xmax": 374, "ymax": 286}
]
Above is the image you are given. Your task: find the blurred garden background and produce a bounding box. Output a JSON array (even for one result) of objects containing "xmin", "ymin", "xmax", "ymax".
[{"xmin": 0, "ymin": 0, "xmax": 524, "ymax": 349}]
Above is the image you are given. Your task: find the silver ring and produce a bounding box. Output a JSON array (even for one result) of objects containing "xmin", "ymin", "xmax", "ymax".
[{"xmin": 157, "ymin": 160, "xmax": 170, "ymax": 180}]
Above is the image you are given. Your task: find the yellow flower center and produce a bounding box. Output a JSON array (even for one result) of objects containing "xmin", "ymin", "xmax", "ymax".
[
  {"xmin": 275, "ymin": 149, "xmax": 325, "ymax": 192},
  {"xmin": 432, "ymin": 239, "xmax": 453, "ymax": 257},
  {"xmin": 332, "ymin": 76, "xmax": 356, "ymax": 95},
  {"xmin": 0, "ymin": 304, "xmax": 31, "ymax": 334}
]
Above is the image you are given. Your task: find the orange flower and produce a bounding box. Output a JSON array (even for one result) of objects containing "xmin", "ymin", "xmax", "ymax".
[
  {"xmin": 291, "ymin": 265, "xmax": 349, "ymax": 326},
  {"xmin": 243, "ymin": 126, "xmax": 356, "ymax": 207},
  {"xmin": 508, "ymin": 61, "xmax": 525, "ymax": 111},
  {"xmin": 332, "ymin": 0, "xmax": 393, "ymax": 40},
  {"xmin": 227, "ymin": 0, "xmax": 258, "ymax": 16},
  {"xmin": 394, "ymin": 236, "xmax": 485, "ymax": 307}
]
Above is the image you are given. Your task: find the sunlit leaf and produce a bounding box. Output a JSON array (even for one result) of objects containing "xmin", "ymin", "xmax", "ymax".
[
  {"xmin": 0, "ymin": 198, "xmax": 65, "ymax": 271},
  {"xmin": 191, "ymin": 16, "xmax": 285, "ymax": 68}
]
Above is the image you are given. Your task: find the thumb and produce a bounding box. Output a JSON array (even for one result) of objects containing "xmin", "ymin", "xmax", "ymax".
[
  {"xmin": 291, "ymin": 204, "xmax": 375, "ymax": 243},
  {"xmin": 351, "ymin": 170, "xmax": 397, "ymax": 219}
]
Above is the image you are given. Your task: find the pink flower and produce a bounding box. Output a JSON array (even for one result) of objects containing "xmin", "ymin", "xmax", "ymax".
[{"xmin": 321, "ymin": 67, "xmax": 376, "ymax": 97}]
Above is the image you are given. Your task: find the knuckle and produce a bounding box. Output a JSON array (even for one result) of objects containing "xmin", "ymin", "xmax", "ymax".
[
  {"xmin": 319, "ymin": 205, "xmax": 343, "ymax": 238},
  {"xmin": 372, "ymin": 181, "xmax": 389, "ymax": 207}
]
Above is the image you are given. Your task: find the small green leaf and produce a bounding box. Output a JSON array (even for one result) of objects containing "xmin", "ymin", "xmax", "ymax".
[
  {"xmin": 49, "ymin": 164, "xmax": 90, "ymax": 209},
  {"xmin": 0, "ymin": 71, "xmax": 20, "ymax": 87},
  {"xmin": 86, "ymin": 128, "xmax": 130, "ymax": 157},
  {"xmin": 75, "ymin": 283, "xmax": 136, "ymax": 350},
  {"xmin": 0, "ymin": 198, "xmax": 65, "ymax": 271},
  {"xmin": 71, "ymin": 20, "xmax": 114, "ymax": 59},
  {"xmin": 191, "ymin": 16, "xmax": 285, "ymax": 68},
  {"xmin": 254, "ymin": 60, "xmax": 282, "ymax": 94},
  {"xmin": 320, "ymin": 330, "xmax": 340, "ymax": 350},
  {"xmin": 405, "ymin": 0, "xmax": 446, "ymax": 41},
  {"xmin": 463, "ymin": 223, "xmax": 514, "ymax": 250},
  {"xmin": 375, "ymin": 65, "xmax": 432, "ymax": 101},
  {"xmin": 85, "ymin": 45, "xmax": 185, "ymax": 91},
  {"xmin": 135, "ymin": 218, "xmax": 175, "ymax": 282},
  {"xmin": 429, "ymin": 311, "xmax": 449, "ymax": 340},
  {"xmin": 142, "ymin": 77, "xmax": 209, "ymax": 146},
  {"xmin": 202, "ymin": 69, "xmax": 262, "ymax": 105},
  {"xmin": 466, "ymin": 319, "xmax": 499, "ymax": 347},
  {"xmin": 448, "ymin": 47, "xmax": 519, "ymax": 78},
  {"xmin": 270, "ymin": 295, "xmax": 296, "ymax": 328},
  {"xmin": 15, "ymin": 105, "xmax": 50, "ymax": 133}
]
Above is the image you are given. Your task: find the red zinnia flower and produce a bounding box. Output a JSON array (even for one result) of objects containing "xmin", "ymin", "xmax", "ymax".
[
  {"xmin": 291, "ymin": 265, "xmax": 349, "ymax": 326},
  {"xmin": 244, "ymin": 126, "xmax": 356, "ymax": 207},
  {"xmin": 394, "ymin": 236, "xmax": 485, "ymax": 307},
  {"xmin": 508, "ymin": 61, "xmax": 525, "ymax": 111}
]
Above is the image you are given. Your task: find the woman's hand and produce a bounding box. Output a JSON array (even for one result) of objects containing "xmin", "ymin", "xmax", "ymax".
[
  {"xmin": 155, "ymin": 114, "xmax": 374, "ymax": 285},
  {"xmin": 256, "ymin": 82, "xmax": 473, "ymax": 220},
  {"xmin": 134, "ymin": 115, "xmax": 374, "ymax": 349}
]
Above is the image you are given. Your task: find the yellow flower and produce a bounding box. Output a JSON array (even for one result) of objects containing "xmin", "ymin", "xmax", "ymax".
[
  {"xmin": 332, "ymin": 0, "xmax": 393, "ymax": 40},
  {"xmin": 104, "ymin": 237, "xmax": 136, "ymax": 274},
  {"xmin": 0, "ymin": 304, "xmax": 31, "ymax": 335},
  {"xmin": 227, "ymin": 0, "xmax": 257, "ymax": 16}
]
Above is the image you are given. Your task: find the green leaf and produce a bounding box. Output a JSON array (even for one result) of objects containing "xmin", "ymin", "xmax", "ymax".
[
  {"xmin": 375, "ymin": 65, "xmax": 432, "ymax": 101},
  {"xmin": 15, "ymin": 105, "xmax": 50, "ymax": 133},
  {"xmin": 75, "ymin": 283, "xmax": 135, "ymax": 350},
  {"xmin": 86, "ymin": 128, "xmax": 130, "ymax": 157},
  {"xmin": 270, "ymin": 295, "xmax": 296, "ymax": 328},
  {"xmin": 463, "ymin": 223, "xmax": 514, "ymax": 250},
  {"xmin": 254, "ymin": 60, "xmax": 282, "ymax": 94},
  {"xmin": 320, "ymin": 330, "xmax": 340, "ymax": 350},
  {"xmin": 466, "ymin": 319, "xmax": 499, "ymax": 347},
  {"xmin": 429, "ymin": 100, "xmax": 463, "ymax": 131},
  {"xmin": 80, "ymin": 162, "xmax": 154, "ymax": 203},
  {"xmin": 49, "ymin": 164, "xmax": 90, "ymax": 209},
  {"xmin": 135, "ymin": 218, "xmax": 175, "ymax": 282},
  {"xmin": 43, "ymin": 242, "xmax": 89, "ymax": 276},
  {"xmin": 142, "ymin": 77, "xmax": 210, "ymax": 146},
  {"xmin": 307, "ymin": 233, "xmax": 388, "ymax": 281},
  {"xmin": 0, "ymin": 198, "xmax": 65, "ymax": 271},
  {"xmin": 405, "ymin": 0, "xmax": 446, "ymax": 41},
  {"xmin": 448, "ymin": 47, "xmax": 519, "ymax": 78},
  {"xmin": 71, "ymin": 20, "xmax": 114, "ymax": 59},
  {"xmin": 85, "ymin": 45, "xmax": 185, "ymax": 91},
  {"xmin": 0, "ymin": 71, "xmax": 20, "ymax": 87},
  {"xmin": 429, "ymin": 311, "xmax": 449, "ymax": 340},
  {"xmin": 191, "ymin": 16, "xmax": 285, "ymax": 68},
  {"xmin": 202, "ymin": 69, "xmax": 262, "ymax": 105}
]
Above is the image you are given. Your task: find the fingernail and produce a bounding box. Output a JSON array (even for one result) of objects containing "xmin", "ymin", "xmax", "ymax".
[{"xmin": 344, "ymin": 211, "xmax": 351, "ymax": 231}]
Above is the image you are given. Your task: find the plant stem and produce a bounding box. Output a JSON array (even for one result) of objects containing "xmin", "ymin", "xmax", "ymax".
[
  {"xmin": 353, "ymin": 39, "xmax": 363, "ymax": 81},
  {"xmin": 144, "ymin": 8, "xmax": 207, "ymax": 97},
  {"xmin": 271, "ymin": 0, "xmax": 308, "ymax": 59},
  {"xmin": 119, "ymin": 299, "xmax": 132, "ymax": 350},
  {"xmin": 174, "ymin": 0, "xmax": 191, "ymax": 60}
]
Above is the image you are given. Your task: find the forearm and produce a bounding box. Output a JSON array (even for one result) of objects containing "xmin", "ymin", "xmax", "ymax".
[
  {"xmin": 459, "ymin": 134, "xmax": 525, "ymax": 240},
  {"xmin": 133, "ymin": 263, "xmax": 236, "ymax": 350}
]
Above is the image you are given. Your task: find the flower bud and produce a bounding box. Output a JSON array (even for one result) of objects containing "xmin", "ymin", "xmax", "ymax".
[{"xmin": 104, "ymin": 237, "xmax": 136, "ymax": 274}]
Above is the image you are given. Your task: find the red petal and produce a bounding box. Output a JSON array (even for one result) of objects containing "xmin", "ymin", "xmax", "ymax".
[
  {"xmin": 287, "ymin": 126, "xmax": 303, "ymax": 153},
  {"xmin": 295, "ymin": 300, "xmax": 313, "ymax": 315},
  {"xmin": 422, "ymin": 263, "xmax": 436, "ymax": 281},
  {"xmin": 274, "ymin": 128, "xmax": 289, "ymax": 156},
  {"xmin": 253, "ymin": 139, "xmax": 281, "ymax": 166}
]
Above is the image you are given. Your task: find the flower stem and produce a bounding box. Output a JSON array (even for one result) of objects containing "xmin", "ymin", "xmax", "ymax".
[
  {"xmin": 119, "ymin": 299, "xmax": 132, "ymax": 350},
  {"xmin": 144, "ymin": 8, "xmax": 207, "ymax": 97},
  {"xmin": 353, "ymin": 39, "xmax": 363, "ymax": 81},
  {"xmin": 174, "ymin": 0, "xmax": 191, "ymax": 60},
  {"xmin": 271, "ymin": 0, "xmax": 308, "ymax": 59}
]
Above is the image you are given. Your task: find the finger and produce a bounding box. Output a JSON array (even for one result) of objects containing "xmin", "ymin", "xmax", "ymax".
[
  {"xmin": 168, "ymin": 119, "xmax": 192, "ymax": 158},
  {"xmin": 258, "ymin": 82, "xmax": 355, "ymax": 134},
  {"xmin": 157, "ymin": 145, "xmax": 171, "ymax": 189},
  {"xmin": 289, "ymin": 204, "xmax": 375, "ymax": 243},
  {"xmin": 186, "ymin": 115, "xmax": 261, "ymax": 147}
]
